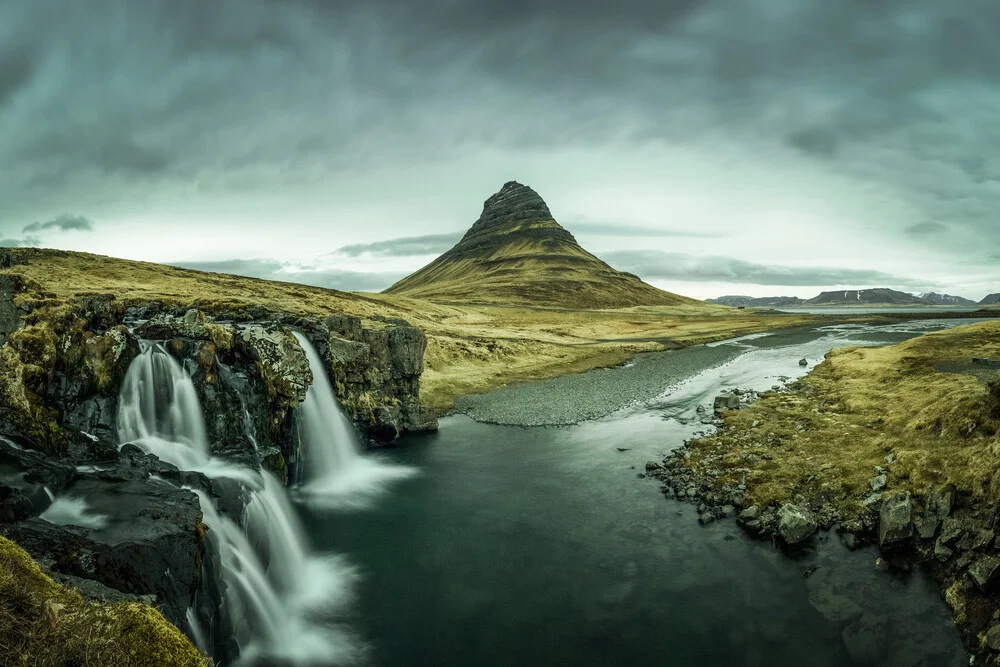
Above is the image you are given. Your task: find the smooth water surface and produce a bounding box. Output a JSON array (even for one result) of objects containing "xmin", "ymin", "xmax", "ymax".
[{"xmin": 304, "ymin": 321, "xmax": 972, "ymax": 667}]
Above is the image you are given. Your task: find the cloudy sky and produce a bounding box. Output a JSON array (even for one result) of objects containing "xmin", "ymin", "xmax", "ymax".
[{"xmin": 2, "ymin": 0, "xmax": 999, "ymax": 300}]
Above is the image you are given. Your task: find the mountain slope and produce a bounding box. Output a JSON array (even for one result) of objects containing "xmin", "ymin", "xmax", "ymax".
[
  {"xmin": 918, "ymin": 292, "xmax": 977, "ymax": 306},
  {"xmin": 806, "ymin": 289, "xmax": 931, "ymax": 306},
  {"xmin": 384, "ymin": 181, "xmax": 703, "ymax": 309},
  {"xmin": 980, "ymin": 293, "xmax": 1000, "ymax": 306}
]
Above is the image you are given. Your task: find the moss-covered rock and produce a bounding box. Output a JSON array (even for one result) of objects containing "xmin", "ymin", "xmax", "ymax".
[
  {"xmin": 0, "ymin": 535, "xmax": 211, "ymax": 666},
  {"xmin": 234, "ymin": 324, "xmax": 311, "ymax": 408}
]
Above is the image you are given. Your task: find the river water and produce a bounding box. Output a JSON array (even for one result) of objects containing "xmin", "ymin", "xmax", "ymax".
[{"xmin": 302, "ymin": 320, "xmax": 977, "ymax": 666}]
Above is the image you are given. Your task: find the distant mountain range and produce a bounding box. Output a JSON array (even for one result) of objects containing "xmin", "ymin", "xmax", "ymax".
[
  {"xmin": 808, "ymin": 289, "xmax": 930, "ymax": 306},
  {"xmin": 918, "ymin": 292, "xmax": 978, "ymax": 306},
  {"xmin": 709, "ymin": 288, "xmax": 994, "ymax": 308}
]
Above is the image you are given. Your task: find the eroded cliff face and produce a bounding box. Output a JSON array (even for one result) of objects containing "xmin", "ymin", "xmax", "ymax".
[{"xmin": 0, "ymin": 279, "xmax": 436, "ymax": 642}]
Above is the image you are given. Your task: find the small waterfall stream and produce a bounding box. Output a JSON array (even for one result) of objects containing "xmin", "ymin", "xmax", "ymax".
[
  {"xmin": 292, "ymin": 332, "xmax": 414, "ymax": 509},
  {"xmin": 117, "ymin": 342, "xmax": 363, "ymax": 665}
]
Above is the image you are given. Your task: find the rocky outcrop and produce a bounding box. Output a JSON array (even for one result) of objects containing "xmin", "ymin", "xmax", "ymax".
[
  {"xmin": 0, "ymin": 439, "xmax": 207, "ymax": 629},
  {"xmin": 878, "ymin": 492, "xmax": 913, "ymax": 550},
  {"xmin": 0, "ymin": 274, "xmax": 26, "ymax": 343},
  {"xmin": 777, "ymin": 503, "xmax": 817, "ymax": 545}
]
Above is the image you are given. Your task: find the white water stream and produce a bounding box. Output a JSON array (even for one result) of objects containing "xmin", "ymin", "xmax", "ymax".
[
  {"xmin": 291, "ymin": 332, "xmax": 415, "ymax": 509},
  {"xmin": 116, "ymin": 342, "xmax": 365, "ymax": 665}
]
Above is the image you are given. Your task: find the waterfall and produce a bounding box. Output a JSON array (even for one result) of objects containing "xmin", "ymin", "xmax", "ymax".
[
  {"xmin": 292, "ymin": 332, "xmax": 415, "ymax": 509},
  {"xmin": 118, "ymin": 343, "xmax": 210, "ymax": 470},
  {"xmin": 117, "ymin": 343, "xmax": 363, "ymax": 665}
]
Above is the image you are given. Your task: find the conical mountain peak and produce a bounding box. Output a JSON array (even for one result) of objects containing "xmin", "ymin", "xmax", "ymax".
[
  {"xmin": 385, "ymin": 182, "xmax": 698, "ymax": 309},
  {"xmin": 464, "ymin": 181, "xmax": 562, "ymax": 240}
]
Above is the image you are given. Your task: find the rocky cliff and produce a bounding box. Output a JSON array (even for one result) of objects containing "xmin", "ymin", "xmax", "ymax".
[{"xmin": 0, "ymin": 267, "xmax": 436, "ymax": 651}]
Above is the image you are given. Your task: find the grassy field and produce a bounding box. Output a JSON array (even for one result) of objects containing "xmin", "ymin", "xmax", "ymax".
[
  {"xmin": 683, "ymin": 320, "xmax": 1000, "ymax": 515},
  {"xmin": 1, "ymin": 248, "xmax": 817, "ymax": 412}
]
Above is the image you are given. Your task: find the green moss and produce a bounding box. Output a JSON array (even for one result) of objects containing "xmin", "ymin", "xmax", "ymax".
[
  {"xmin": 260, "ymin": 450, "xmax": 289, "ymax": 485},
  {"xmin": 204, "ymin": 323, "xmax": 233, "ymax": 354},
  {"xmin": 0, "ymin": 535, "xmax": 212, "ymax": 666}
]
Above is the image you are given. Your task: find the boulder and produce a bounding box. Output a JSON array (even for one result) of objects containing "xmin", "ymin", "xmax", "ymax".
[
  {"xmin": 938, "ymin": 517, "xmax": 965, "ymax": 547},
  {"xmin": 914, "ymin": 515, "xmax": 940, "ymax": 540},
  {"xmin": 777, "ymin": 503, "xmax": 817, "ymax": 545},
  {"xmin": 798, "ymin": 358, "xmax": 808, "ymax": 366},
  {"xmin": 878, "ymin": 492, "xmax": 912, "ymax": 550},
  {"xmin": 926, "ymin": 490, "xmax": 953, "ymax": 520},
  {"xmin": 0, "ymin": 482, "xmax": 36, "ymax": 523},
  {"xmin": 985, "ymin": 624, "xmax": 1000, "ymax": 651},
  {"xmin": 737, "ymin": 505, "xmax": 761, "ymax": 524},
  {"xmin": 870, "ymin": 474, "xmax": 887, "ymax": 492},
  {"xmin": 970, "ymin": 555, "xmax": 1000, "ymax": 592},
  {"xmin": 958, "ymin": 529, "xmax": 994, "ymax": 553},
  {"xmin": 713, "ymin": 393, "xmax": 741, "ymax": 416}
]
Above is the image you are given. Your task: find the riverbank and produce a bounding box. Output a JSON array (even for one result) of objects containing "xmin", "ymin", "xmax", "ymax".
[{"xmin": 649, "ymin": 319, "xmax": 1000, "ymax": 662}]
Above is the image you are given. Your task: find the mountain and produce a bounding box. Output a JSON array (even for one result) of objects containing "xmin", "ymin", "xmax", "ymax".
[
  {"xmin": 918, "ymin": 292, "xmax": 977, "ymax": 306},
  {"xmin": 385, "ymin": 181, "xmax": 702, "ymax": 309},
  {"xmin": 706, "ymin": 295, "xmax": 805, "ymax": 308},
  {"xmin": 980, "ymin": 294, "xmax": 1000, "ymax": 305},
  {"xmin": 806, "ymin": 289, "xmax": 931, "ymax": 306}
]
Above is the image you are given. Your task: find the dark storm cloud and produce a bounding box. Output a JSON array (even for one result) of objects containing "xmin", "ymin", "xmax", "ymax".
[
  {"xmin": 173, "ymin": 259, "xmax": 405, "ymax": 292},
  {"xmin": 335, "ymin": 233, "xmax": 462, "ymax": 258},
  {"xmin": 23, "ymin": 214, "xmax": 95, "ymax": 234},
  {"xmin": 603, "ymin": 250, "xmax": 927, "ymax": 288},
  {"xmin": 2, "ymin": 0, "xmax": 1000, "ymax": 267}
]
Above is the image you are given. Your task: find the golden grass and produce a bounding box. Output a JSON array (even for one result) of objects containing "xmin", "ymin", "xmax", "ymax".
[
  {"xmin": 0, "ymin": 535, "xmax": 211, "ymax": 666},
  {"xmin": 1, "ymin": 248, "xmax": 816, "ymax": 413},
  {"xmin": 684, "ymin": 320, "xmax": 1000, "ymax": 515}
]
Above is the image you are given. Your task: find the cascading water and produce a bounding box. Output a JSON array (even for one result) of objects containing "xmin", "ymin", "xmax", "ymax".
[
  {"xmin": 118, "ymin": 343, "xmax": 210, "ymax": 470},
  {"xmin": 117, "ymin": 342, "xmax": 363, "ymax": 665},
  {"xmin": 291, "ymin": 332, "xmax": 415, "ymax": 508}
]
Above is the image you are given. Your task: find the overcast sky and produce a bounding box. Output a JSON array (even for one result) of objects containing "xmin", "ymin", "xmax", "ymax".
[{"xmin": 2, "ymin": 0, "xmax": 999, "ymax": 300}]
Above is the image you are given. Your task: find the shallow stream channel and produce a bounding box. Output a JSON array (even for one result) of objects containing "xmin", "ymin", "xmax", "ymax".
[{"xmin": 305, "ymin": 320, "xmax": 980, "ymax": 666}]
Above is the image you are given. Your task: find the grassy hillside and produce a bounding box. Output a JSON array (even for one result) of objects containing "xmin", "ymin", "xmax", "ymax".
[{"xmin": 1, "ymin": 247, "xmax": 815, "ymax": 412}]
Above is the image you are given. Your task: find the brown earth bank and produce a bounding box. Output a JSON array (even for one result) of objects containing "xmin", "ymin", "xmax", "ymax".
[{"xmin": 646, "ymin": 320, "xmax": 1000, "ymax": 663}]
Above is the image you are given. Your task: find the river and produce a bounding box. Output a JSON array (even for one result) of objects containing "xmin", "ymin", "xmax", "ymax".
[{"xmin": 301, "ymin": 320, "xmax": 977, "ymax": 666}]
